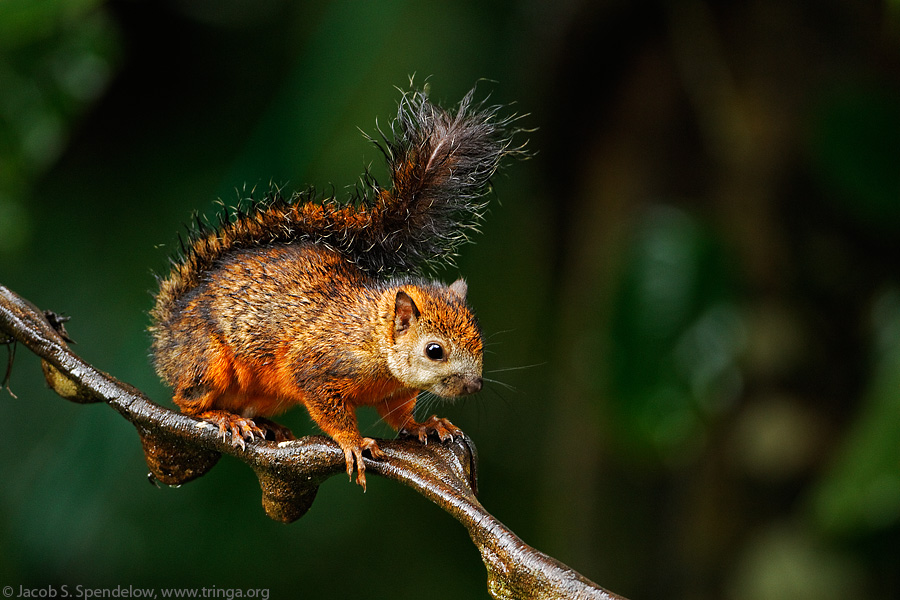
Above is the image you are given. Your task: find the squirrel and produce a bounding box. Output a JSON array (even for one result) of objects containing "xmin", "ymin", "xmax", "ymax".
[{"xmin": 149, "ymin": 86, "xmax": 520, "ymax": 489}]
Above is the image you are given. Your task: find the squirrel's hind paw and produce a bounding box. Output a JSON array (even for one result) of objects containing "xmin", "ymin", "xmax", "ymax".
[
  {"xmin": 252, "ymin": 417, "xmax": 295, "ymax": 443},
  {"xmin": 196, "ymin": 410, "xmax": 267, "ymax": 449}
]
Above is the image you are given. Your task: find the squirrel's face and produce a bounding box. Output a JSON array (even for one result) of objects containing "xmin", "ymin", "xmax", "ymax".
[{"xmin": 385, "ymin": 282, "xmax": 483, "ymax": 398}]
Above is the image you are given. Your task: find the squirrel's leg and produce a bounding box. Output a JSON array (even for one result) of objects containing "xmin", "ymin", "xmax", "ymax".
[
  {"xmin": 165, "ymin": 338, "xmax": 269, "ymax": 448},
  {"xmin": 172, "ymin": 379, "xmax": 267, "ymax": 450},
  {"xmin": 378, "ymin": 394, "xmax": 463, "ymax": 444},
  {"xmin": 377, "ymin": 393, "xmax": 418, "ymax": 431},
  {"xmin": 302, "ymin": 393, "xmax": 385, "ymax": 491}
]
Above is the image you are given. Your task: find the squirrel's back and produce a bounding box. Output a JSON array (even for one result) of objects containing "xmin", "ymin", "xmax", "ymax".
[{"xmin": 150, "ymin": 87, "xmax": 519, "ymax": 331}]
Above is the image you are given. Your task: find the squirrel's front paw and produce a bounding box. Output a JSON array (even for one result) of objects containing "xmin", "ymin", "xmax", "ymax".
[
  {"xmin": 400, "ymin": 415, "xmax": 462, "ymax": 444},
  {"xmin": 340, "ymin": 437, "xmax": 386, "ymax": 492}
]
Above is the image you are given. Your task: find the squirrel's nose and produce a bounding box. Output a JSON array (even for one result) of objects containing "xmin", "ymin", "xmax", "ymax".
[{"xmin": 462, "ymin": 377, "xmax": 483, "ymax": 395}]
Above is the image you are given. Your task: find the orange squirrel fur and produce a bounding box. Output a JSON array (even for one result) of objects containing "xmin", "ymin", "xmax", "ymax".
[{"xmin": 149, "ymin": 86, "xmax": 520, "ymax": 489}]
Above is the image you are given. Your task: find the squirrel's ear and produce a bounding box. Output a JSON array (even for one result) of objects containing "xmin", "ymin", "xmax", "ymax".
[
  {"xmin": 449, "ymin": 278, "xmax": 468, "ymax": 300},
  {"xmin": 394, "ymin": 290, "xmax": 420, "ymax": 334}
]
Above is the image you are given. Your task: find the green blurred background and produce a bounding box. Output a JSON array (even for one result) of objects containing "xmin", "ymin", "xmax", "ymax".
[{"xmin": 2, "ymin": 1, "xmax": 900, "ymax": 598}]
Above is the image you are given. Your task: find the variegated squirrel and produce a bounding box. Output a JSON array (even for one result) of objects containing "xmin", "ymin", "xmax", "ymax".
[{"xmin": 149, "ymin": 86, "xmax": 520, "ymax": 489}]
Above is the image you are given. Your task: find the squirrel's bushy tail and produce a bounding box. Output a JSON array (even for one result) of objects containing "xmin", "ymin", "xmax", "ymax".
[
  {"xmin": 365, "ymin": 87, "xmax": 519, "ymax": 272},
  {"xmin": 153, "ymin": 85, "xmax": 522, "ymax": 326}
]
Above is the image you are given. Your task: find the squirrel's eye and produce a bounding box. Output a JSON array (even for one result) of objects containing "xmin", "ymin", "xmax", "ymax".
[{"xmin": 425, "ymin": 342, "xmax": 445, "ymax": 361}]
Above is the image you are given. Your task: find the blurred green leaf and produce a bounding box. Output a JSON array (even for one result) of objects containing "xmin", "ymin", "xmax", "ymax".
[
  {"xmin": 0, "ymin": 3, "xmax": 117, "ymax": 257},
  {"xmin": 0, "ymin": 0, "xmax": 104, "ymax": 49},
  {"xmin": 728, "ymin": 524, "xmax": 864, "ymax": 600},
  {"xmin": 812, "ymin": 287, "xmax": 900, "ymax": 536},
  {"xmin": 607, "ymin": 205, "xmax": 744, "ymax": 461}
]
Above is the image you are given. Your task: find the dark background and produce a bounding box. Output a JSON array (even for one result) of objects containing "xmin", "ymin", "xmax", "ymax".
[{"xmin": 2, "ymin": 1, "xmax": 900, "ymax": 598}]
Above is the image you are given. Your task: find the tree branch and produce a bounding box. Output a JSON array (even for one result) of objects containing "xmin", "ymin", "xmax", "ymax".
[{"xmin": 0, "ymin": 283, "xmax": 627, "ymax": 600}]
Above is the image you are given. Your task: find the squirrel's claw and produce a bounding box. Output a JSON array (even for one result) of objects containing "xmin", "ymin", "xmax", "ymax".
[
  {"xmin": 401, "ymin": 415, "xmax": 462, "ymax": 444},
  {"xmin": 341, "ymin": 437, "xmax": 385, "ymax": 492},
  {"xmin": 361, "ymin": 437, "xmax": 386, "ymax": 460},
  {"xmin": 342, "ymin": 445, "xmax": 367, "ymax": 491},
  {"xmin": 197, "ymin": 410, "xmax": 267, "ymax": 449}
]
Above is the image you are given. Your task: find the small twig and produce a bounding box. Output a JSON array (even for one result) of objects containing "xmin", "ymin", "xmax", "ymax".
[
  {"xmin": 2, "ymin": 336, "xmax": 17, "ymax": 398},
  {"xmin": 0, "ymin": 283, "xmax": 626, "ymax": 600}
]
